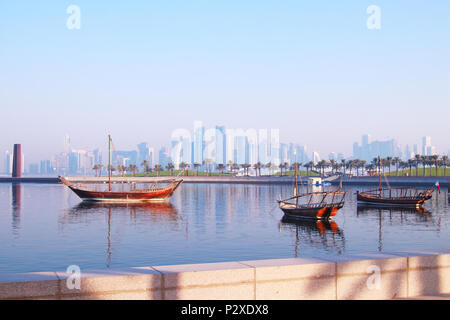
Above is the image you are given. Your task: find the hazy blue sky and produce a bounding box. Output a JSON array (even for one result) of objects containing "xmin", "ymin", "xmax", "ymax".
[{"xmin": 1, "ymin": 1, "xmax": 449, "ymax": 162}]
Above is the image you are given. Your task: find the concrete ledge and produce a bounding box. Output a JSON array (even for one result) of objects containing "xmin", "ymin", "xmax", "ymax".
[{"xmin": 1, "ymin": 250, "xmax": 450, "ymax": 300}]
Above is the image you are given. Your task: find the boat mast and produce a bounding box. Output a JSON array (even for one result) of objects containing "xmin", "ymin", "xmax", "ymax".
[
  {"xmin": 108, "ymin": 135, "xmax": 111, "ymax": 192},
  {"xmin": 378, "ymin": 156, "xmax": 382, "ymax": 194},
  {"xmin": 295, "ymin": 163, "xmax": 299, "ymax": 206}
]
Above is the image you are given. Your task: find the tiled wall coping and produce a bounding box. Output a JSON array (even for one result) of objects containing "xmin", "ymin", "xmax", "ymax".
[{"xmin": 1, "ymin": 249, "xmax": 450, "ymax": 300}]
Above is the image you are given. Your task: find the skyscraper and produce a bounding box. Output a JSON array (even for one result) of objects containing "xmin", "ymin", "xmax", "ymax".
[
  {"xmin": 215, "ymin": 126, "xmax": 226, "ymax": 165},
  {"xmin": 422, "ymin": 136, "xmax": 431, "ymax": 155},
  {"xmin": 4, "ymin": 151, "xmax": 12, "ymax": 174},
  {"xmin": 12, "ymin": 144, "xmax": 22, "ymax": 177},
  {"xmin": 137, "ymin": 142, "xmax": 150, "ymax": 167},
  {"xmin": 193, "ymin": 121, "xmax": 204, "ymax": 164},
  {"xmin": 270, "ymin": 129, "xmax": 280, "ymax": 166}
]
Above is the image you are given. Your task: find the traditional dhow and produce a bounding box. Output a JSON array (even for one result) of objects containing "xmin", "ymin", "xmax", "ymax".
[
  {"xmin": 59, "ymin": 135, "xmax": 183, "ymax": 202},
  {"xmin": 278, "ymin": 191, "xmax": 346, "ymax": 220},
  {"xmin": 59, "ymin": 176, "xmax": 183, "ymax": 202},
  {"xmin": 278, "ymin": 163, "xmax": 346, "ymax": 220},
  {"xmin": 356, "ymin": 187, "xmax": 433, "ymax": 207},
  {"xmin": 356, "ymin": 157, "xmax": 434, "ymax": 207}
]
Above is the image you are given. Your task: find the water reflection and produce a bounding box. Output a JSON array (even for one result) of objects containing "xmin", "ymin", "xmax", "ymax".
[
  {"xmin": 63, "ymin": 201, "xmax": 178, "ymax": 222},
  {"xmin": 279, "ymin": 217, "xmax": 346, "ymax": 256},
  {"xmin": 60, "ymin": 201, "xmax": 179, "ymax": 268},
  {"xmin": 356, "ymin": 204, "xmax": 434, "ymax": 252},
  {"xmin": 11, "ymin": 183, "xmax": 21, "ymax": 234}
]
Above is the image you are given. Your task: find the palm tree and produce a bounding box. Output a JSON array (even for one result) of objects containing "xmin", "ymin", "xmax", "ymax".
[
  {"xmin": 304, "ymin": 161, "xmax": 314, "ymax": 176},
  {"xmin": 431, "ymin": 155, "xmax": 439, "ymax": 177},
  {"xmin": 166, "ymin": 163, "xmax": 174, "ymax": 176},
  {"xmin": 414, "ymin": 154, "xmax": 421, "ymax": 177},
  {"xmin": 392, "ymin": 157, "xmax": 401, "ymax": 176},
  {"xmin": 359, "ymin": 160, "xmax": 366, "ymax": 176},
  {"xmin": 232, "ymin": 163, "xmax": 239, "ymax": 174},
  {"xmin": 265, "ymin": 162, "xmax": 272, "ymax": 175},
  {"xmin": 193, "ymin": 162, "xmax": 201, "ymax": 176},
  {"xmin": 117, "ymin": 164, "xmax": 126, "ymax": 177},
  {"xmin": 253, "ymin": 162, "xmax": 262, "ymax": 176},
  {"xmin": 442, "ymin": 155, "xmax": 448, "ymax": 177},
  {"xmin": 227, "ymin": 160, "xmax": 234, "ymax": 173},
  {"xmin": 128, "ymin": 164, "xmax": 138, "ymax": 176},
  {"xmin": 141, "ymin": 160, "xmax": 151, "ymax": 176},
  {"xmin": 340, "ymin": 159, "xmax": 346, "ymax": 176},
  {"xmin": 216, "ymin": 163, "xmax": 225, "ymax": 175},
  {"xmin": 203, "ymin": 159, "xmax": 213, "ymax": 176},
  {"xmin": 385, "ymin": 157, "xmax": 392, "ymax": 176},
  {"xmin": 92, "ymin": 164, "xmax": 102, "ymax": 177},
  {"xmin": 278, "ymin": 163, "xmax": 284, "ymax": 176},
  {"xmin": 242, "ymin": 163, "xmax": 251, "ymax": 176},
  {"xmin": 179, "ymin": 162, "xmax": 189, "ymax": 173},
  {"xmin": 108, "ymin": 165, "xmax": 116, "ymax": 176},
  {"xmin": 154, "ymin": 164, "xmax": 162, "ymax": 177}
]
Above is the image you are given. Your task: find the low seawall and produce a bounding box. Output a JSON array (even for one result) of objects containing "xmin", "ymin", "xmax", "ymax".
[
  {"xmin": 0, "ymin": 176, "xmax": 449, "ymax": 187},
  {"xmin": 1, "ymin": 249, "xmax": 450, "ymax": 300}
]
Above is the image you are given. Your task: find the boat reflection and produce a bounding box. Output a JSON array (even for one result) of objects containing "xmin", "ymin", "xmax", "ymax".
[
  {"xmin": 357, "ymin": 204, "xmax": 433, "ymax": 252},
  {"xmin": 60, "ymin": 201, "xmax": 179, "ymax": 268},
  {"xmin": 356, "ymin": 204, "xmax": 431, "ymax": 217},
  {"xmin": 279, "ymin": 216, "xmax": 345, "ymax": 256},
  {"xmin": 11, "ymin": 183, "xmax": 21, "ymax": 233},
  {"xmin": 65, "ymin": 201, "xmax": 178, "ymax": 220}
]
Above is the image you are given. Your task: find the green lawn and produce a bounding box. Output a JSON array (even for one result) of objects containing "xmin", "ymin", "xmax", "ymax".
[
  {"xmin": 120, "ymin": 170, "xmax": 233, "ymax": 177},
  {"xmin": 382, "ymin": 167, "xmax": 449, "ymax": 177}
]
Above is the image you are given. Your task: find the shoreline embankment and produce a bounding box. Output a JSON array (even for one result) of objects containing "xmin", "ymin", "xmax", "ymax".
[{"xmin": 0, "ymin": 176, "xmax": 449, "ymax": 187}]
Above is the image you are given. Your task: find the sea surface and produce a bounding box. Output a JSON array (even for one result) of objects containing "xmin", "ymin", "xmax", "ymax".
[{"xmin": 0, "ymin": 183, "xmax": 448, "ymax": 274}]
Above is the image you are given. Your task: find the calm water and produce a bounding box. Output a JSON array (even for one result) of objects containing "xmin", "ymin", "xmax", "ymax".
[{"xmin": 0, "ymin": 183, "xmax": 448, "ymax": 274}]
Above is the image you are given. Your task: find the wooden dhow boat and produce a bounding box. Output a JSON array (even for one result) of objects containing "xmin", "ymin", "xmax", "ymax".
[
  {"xmin": 356, "ymin": 157, "xmax": 433, "ymax": 207},
  {"xmin": 59, "ymin": 135, "xmax": 183, "ymax": 202},
  {"xmin": 278, "ymin": 164, "xmax": 346, "ymax": 220}
]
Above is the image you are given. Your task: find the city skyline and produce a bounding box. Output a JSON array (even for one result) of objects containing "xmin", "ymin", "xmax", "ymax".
[
  {"xmin": 1, "ymin": 1, "xmax": 450, "ymax": 165},
  {"xmin": 3, "ymin": 122, "xmax": 448, "ymax": 175}
]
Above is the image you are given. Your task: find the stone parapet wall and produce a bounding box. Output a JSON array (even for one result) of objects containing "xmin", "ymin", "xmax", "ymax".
[{"xmin": 1, "ymin": 249, "xmax": 450, "ymax": 300}]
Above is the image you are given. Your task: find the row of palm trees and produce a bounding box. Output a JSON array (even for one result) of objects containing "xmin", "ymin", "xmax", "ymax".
[{"xmin": 91, "ymin": 154, "xmax": 449, "ymax": 177}]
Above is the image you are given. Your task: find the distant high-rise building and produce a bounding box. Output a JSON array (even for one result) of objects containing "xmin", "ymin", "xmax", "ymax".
[
  {"xmin": 312, "ymin": 151, "xmax": 321, "ymax": 164},
  {"xmin": 270, "ymin": 129, "xmax": 280, "ymax": 166},
  {"xmin": 328, "ymin": 152, "xmax": 337, "ymax": 161},
  {"xmin": 40, "ymin": 160, "xmax": 53, "ymax": 175},
  {"xmin": 422, "ymin": 136, "xmax": 432, "ymax": 155},
  {"xmin": 258, "ymin": 129, "xmax": 269, "ymax": 164},
  {"xmin": 215, "ymin": 126, "xmax": 226, "ymax": 165},
  {"xmin": 116, "ymin": 150, "xmax": 138, "ymax": 167},
  {"xmin": 12, "ymin": 144, "xmax": 21, "ymax": 177},
  {"xmin": 413, "ymin": 144, "xmax": 418, "ymax": 155},
  {"xmin": 158, "ymin": 146, "xmax": 171, "ymax": 168},
  {"xmin": 353, "ymin": 135, "xmax": 401, "ymax": 161},
  {"xmin": 404, "ymin": 145, "xmax": 413, "ymax": 160},
  {"xmin": 280, "ymin": 143, "xmax": 288, "ymax": 164},
  {"xmin": 362, "ymin": 134, "xmax": 371, "ymax": 146},
  {"xmin": 4, "ymin": 151, "xmax": 12, "ymax": 174},
  {"xmin": 235, "ymin": 135, "xmax": 248, "ymax": 164},
  {"xmin": 137, "ymin": 142, "xmax": 150, "ymax": 167},
  {"xmin": 63, "ymin": 134, "xmax": 71, "ymax": 154},
  {"xmin": 29, "ymin": 163, "xmax": 39, "ymax": 175},
  {"xmin": 193, "ymin": 121, "xmax": 204, "ymax": 164}
]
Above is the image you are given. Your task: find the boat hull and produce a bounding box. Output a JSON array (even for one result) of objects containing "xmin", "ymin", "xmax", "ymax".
[
  {"xmin": 279, "ymin": 202, "xmax": 344, "ymax": 220},
  {"xmin": 60, "ymin": 177, "xmax": 183, "ymax": 202},
  {"xmin": 356, "ymin": 191, "xmax": 431, "ymax": 207}
]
